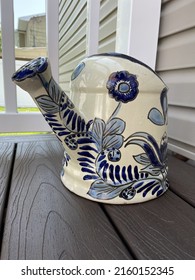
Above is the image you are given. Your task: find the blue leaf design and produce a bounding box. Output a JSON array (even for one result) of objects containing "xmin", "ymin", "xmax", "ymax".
[
  {"xmin": 78, "ymin": 158, "xmax": 94, "ymax": 164},
  {"xmin": 44, "ymin": 113, "xmax": 57, "ymax": 121},
  {"xmin": 133, "ymin": 181, "xmax": 144, "ymax": 189},
  {"xmin": 104, "ymin": 118, "xmax": 125, "ymax": 136},
  {"xmin": 58, "ymin": 131, "xmax": 71, "ymax": 136},
  {"xmin": 91, "ymin": 118, "xmax": 105, "ymax": 150},
  {"xmin": 148, "ymin": 108, "xmax": 164, "ymax": 125},
  {"xmin": 52, "ymin": 127, "xmax": 66, "ymax": 131},
  {"xmin": 132, "ymin": 179, "xmax": 162, "ymax": 198},
  {"xmin": 77, "ymin": 151, "xmax": 96, "ymax": 160},
  {"xmin": 81, "ymin": 167, "xmax": 96, "ymax": 174},
  {"xmin": 122, "ymin": 166, "xmax": 127, "ymax": 181},
  {"xmin": 128, "ymin": 132, "xmax": 162, "ymax": 162},
  {"xmin": 88, "ymin": 179, "xmax": 132, "ymax": 200},
  {"xmin": 79, "ymin": 145, "xmax": 98, "ymax": 153},
  {"xmin": 109, "ymin": 164, "xmax": 115, "ymax": 184},
  {"xmin": 134, "ymin": 166, "xmax": 139, "ymax": 180},
  {"xmin": 59, "ymin": 101, "xmax": 88, "ymax": 133},
  {"xmin": 84, "ymin": 175, "xmax": 99, "ymax": 180},
  {"xmin": 157, "ymin": 189, "xmax": 164, "ymax": 196},
  {"xmin": 127, "ymin": 165, "xmax": 133, "ymax": 181},
  {"xmin": 79, "ymin": 162, "xmax": 94, "ymax": 169},
  {"xmin": 49, "ymin": 122, "xmax": 62, "ymax": 127},
  {"xmin": 86, "ymin": 120, "xmax": 93, "ymax": 131},
  {"xmin": 142, "ymin": 184, "xmax": 158, "ymax": 197},
  {"xmin": 44, "ymin": 113, "xmax": 71, "ymax": 137},
  {"xmin": 61, "ymin": 103, "xmax": 68, "ymax": 111},
  {"xmin": 77, "ymin": 116, "xmax": 82, "ymax": 132},
  {"xmin": 63, "ymin": 109, "xmax": 70, "ymax": 119},
  {"xmin": 36, "ymin": 95, "xmax": 59, "ymax": 114},
  {"xmin": 161, "ymin": 88, "xmax": 168, "ymax": 123},
  {"xmin": 81, "ymin": 119, "xmax": 85, "ymax": 131},
  {"xmin": 152, "ymin": 184, "xmax": 161, "ymax": 195},
  {"xmin": 126, "ymin": 139, "xmax": 162, "ymax": 168},
  {"xmin": 97, "ymin": 153, "xmax": 106, "ymax": 162},
  {"xmin": 103, "ymin": 135, "xmax": 123, "ymax": 150},
  {"xmin": 48, "ymin": 78, "xmax": 62, "ymax": 104},
  {"xmin": 115, "ymin": 165, "xmax": 122, "ymax": 183},
  {"xmin": 141, "ymin": 164, "xmax": 161, "ymax": 176},
  {"xmin": 102, "ymin": 163, "xmax": 109, "ymax": 180},
  {"xmin": 71, "ymin": 113, "xmax": 77, "ymax": 130},
  {"xmin": 67, "ymin": 110, "xmax": 74, "ymax": 125},
  {"xmin": 98, "ymin": 160, "xmax": 107, "ymax": 172},
  {"xmin": 133, "ymin": 153, "xmax": 150, "ymax": 165}
]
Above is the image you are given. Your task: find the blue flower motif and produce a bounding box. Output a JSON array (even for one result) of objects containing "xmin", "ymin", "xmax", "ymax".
[
  {"xmin": 12, "ymin": 57, "xmax": 48, "ymax": 82},
  {"xmin": 106, "ymin": 71, "xmax": 139, "ymax": 103}
]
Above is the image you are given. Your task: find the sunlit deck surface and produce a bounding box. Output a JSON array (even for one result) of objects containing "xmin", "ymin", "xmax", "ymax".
[{"xmin": 0, "ymin": 135, "xmax": 195, "ymax": 260}]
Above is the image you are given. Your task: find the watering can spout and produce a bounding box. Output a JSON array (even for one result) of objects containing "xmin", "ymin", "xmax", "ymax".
[{"xmin": 12, "ymin": 57, "xmax": 87, "ymax": 146}]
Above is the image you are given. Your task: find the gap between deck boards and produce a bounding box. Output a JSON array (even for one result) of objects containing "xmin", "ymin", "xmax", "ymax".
[
  {"xmin": 0, "ymin": 143, "xmax": 17, "ymax": 254},
  {"xmin": 100, "ymin": 204, "xmax": 138, "ymax": 259}
]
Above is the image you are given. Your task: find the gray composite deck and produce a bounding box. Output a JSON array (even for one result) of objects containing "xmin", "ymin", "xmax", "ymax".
[{"xmin": 0, "ymin": 135, "xmax": 195, "ymax": 260}]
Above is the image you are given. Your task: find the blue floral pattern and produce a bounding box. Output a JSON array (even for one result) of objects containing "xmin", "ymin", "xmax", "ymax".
[
  {"xmin": 106, "ymin": 71, "xmax": 139, "ymax": 103},
  {"xmin": 83, "ymin": 120, "xmax": 168, "ymax": 200},
  {"xmin": 42, "ymin": 72, "xmax": 168, "ymax": 201},
  {"xmin": 12, "ymin": 57, "xmax": 169, "ymax": 202}
]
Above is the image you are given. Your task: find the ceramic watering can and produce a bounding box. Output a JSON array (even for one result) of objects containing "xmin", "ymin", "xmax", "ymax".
[{"xmin": 12, "ymin": 53, "xmax": 169, "ymax": 204}]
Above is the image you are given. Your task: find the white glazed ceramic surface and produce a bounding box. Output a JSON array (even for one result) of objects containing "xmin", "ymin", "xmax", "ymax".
[{"xmin": 12, "ymin": 53, "xmax": 169, "ymax": 204}]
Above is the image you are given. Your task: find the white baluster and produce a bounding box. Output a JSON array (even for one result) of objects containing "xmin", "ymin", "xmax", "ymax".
[
  {"xmin": 115, "ymin": 0, "xmax": 162, "ymax": 69},
  {"xmin": 0, "ymin": 0, "xmax": 17, "ymax": 113},
  {"xmin": 86, "ymin": 0, "xmax": 100, "ymax": 56},
  {"xmin": 46, "ymin": 0, "xmax": 59, "ymax": 82}
]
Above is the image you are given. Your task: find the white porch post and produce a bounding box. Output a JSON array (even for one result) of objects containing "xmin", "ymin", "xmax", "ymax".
[
  {"xmin": 0, "ymin": 0, "xmax": 17, "ymax": 113},
  {"xmin": 86, "ymin": 0, "xmax": 100, "ymax": 56},
  {"xmin": 46, "ymin": 0, "xmax": 59, "ymax": 82},
  {"xmin": 115, "ymin": 0, "xmax": 162, "ymax": 69}
]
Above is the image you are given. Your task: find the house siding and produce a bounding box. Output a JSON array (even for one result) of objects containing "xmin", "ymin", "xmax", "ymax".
[
  {"xmin": 59, "ymin": 0, "xmax": 87, "ymax": 92},
  {"xmin": 26, "ymin": 15, "xmax": 46, "ymax": 47},
  {"xmin": 156, "ymin": 0, "xmax": 195, "ymax": 160},
  {"xmin": 15, "ymin": 15, "xmax": 46, "ymax": 48},
  {"xmin": 98, "ymin": 0, "xmax": 117, "ymax": 53}
]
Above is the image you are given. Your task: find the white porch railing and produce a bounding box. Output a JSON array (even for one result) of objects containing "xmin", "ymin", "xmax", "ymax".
[{"xmin": 0, "ymin": 0, "xmax": 161, "ymax": 133}]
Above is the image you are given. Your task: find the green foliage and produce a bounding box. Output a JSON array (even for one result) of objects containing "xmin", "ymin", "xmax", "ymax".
[{"xmin": 0, "ymin": 106, "xmax": 39, "ymax": 112}]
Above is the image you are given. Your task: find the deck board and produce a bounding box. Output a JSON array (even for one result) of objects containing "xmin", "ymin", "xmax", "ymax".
[
  {"xmin": 104, "ymin": 191, "xmax": 195, "ymax": 260},
  {"xmin": 0, "ymin": 143, "xmax": 15, "ymax": 233},
  {"xmin": 168, "ymin": 155, "xmax": 195, "ymax": 206},
  {"xmin": 1, "ymin": 140, "xmax": 131, "ymax": 260}
]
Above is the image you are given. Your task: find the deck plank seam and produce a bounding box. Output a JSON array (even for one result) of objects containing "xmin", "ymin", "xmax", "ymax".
[
  {"xmin": 169, "ymin": 186, "xmax": 195, "ymax": 209},
  {"xmin": 0, "ymin": 143, "xmax": 17, "ymax": 256},
  {"xmin": 100, "ymin": 204, "xmax": 137, "ymax": 260}
]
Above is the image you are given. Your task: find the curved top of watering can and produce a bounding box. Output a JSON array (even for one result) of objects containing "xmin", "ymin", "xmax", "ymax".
[{"xmin": 70, "ymin": 52, "xmax": 167, "ymax": 96}]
